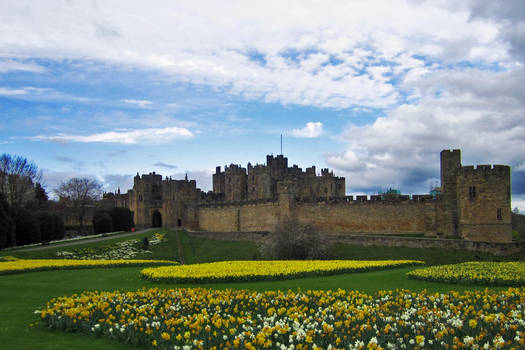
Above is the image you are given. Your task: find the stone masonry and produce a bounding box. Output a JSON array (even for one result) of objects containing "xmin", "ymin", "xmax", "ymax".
[{"xmin": 121, "ymin": 150, "xmax": 512, "ymax": 242}]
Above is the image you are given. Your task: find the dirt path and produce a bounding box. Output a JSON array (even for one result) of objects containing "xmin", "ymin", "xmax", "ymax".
[{"xmin": 15, "ymin": 229, "xmax": 156, "ymax": 252}]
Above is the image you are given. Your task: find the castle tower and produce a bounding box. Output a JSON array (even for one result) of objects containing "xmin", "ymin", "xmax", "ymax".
[
  {"xmin": 128, "ymin": 172, "xmax": 163, "ymax": 229},
  {"xmin": 456, "ymin": 165, "xmax": 511, "ymax": 242},
  {"xmin": 213, "ymin": 166, "xmax": 225, "ymax": 195},
  {"xmin": 224, "ymin": 164, "xmax": 248, "ymax": 201},
  {"xmin": 440, "ymin": 149, "xmax": 461, "ymax": 234}
]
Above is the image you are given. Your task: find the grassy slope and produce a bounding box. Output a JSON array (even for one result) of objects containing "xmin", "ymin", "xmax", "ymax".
[{"xmin": 0, "ymin": 229, "xmax": 261, "ymax": 263}]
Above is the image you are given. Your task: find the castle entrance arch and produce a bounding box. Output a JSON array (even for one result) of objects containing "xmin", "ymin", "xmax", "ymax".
[{"xmin": 152, "ymin": 211, "xmax": 162, "ymax": 228}]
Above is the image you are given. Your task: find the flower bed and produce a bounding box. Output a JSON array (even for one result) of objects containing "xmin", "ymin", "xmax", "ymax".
[
  {"xmin": 39, "ymin": 287, "xmax": 525, "ymax": 350},
  {"xmin": 141, "ymin": 260, "xmax": 423, "ymax": 283},
  {"xmin": 0, "ymin": 258, "xmax": 177, "ymax": 275},
  {"xmin": 407, "ymin": 262, "xmax": 525, "ymax": 286},
  {"xmin": 56, "ymin": 232, "xmax": 167, "ymax": 260}
]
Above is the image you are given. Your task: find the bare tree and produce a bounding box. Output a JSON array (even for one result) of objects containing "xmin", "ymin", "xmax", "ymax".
[
  {"xmin": 0, "ymin": 154, "xmax": 42, "ymax": 208},
  {"xmin": 54, "ymin": 177, "xmax": 103, "ymax": 234}
]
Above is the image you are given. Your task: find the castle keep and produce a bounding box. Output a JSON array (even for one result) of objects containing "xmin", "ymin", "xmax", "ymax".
[{"xmin": 121, "ymin": 150, "xmax": 512, "ymax": 242}]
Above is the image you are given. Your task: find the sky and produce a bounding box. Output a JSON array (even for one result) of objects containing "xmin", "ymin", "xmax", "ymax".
[{"xmin": 1, "ymin": 0, "xmax": 525, "ymax": 210}]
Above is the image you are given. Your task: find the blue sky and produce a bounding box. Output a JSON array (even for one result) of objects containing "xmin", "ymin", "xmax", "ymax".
[{"xmin": 1, "ymin": 0, "xmax": 525, "ymax": 210}]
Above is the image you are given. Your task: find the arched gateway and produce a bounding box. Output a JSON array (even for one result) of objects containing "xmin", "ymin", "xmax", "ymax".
[{"xmin": 152, "ymin": 211, "xmax": 162, "ymax": 228}]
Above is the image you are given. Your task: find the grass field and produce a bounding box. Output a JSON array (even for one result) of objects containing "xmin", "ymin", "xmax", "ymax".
[{"xmin": 0, "ymin": 229, "xmax": 523, "ymax": 349}]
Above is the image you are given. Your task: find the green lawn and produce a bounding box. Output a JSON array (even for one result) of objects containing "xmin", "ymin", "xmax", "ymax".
[{"xmin": 0, "ymin": 228, "xmax": 522, "ymax": 349}]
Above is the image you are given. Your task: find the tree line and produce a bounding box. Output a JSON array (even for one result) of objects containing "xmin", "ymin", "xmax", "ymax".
[{"xmin": 0, "ymin": 154, "xmax": 134, "ymax": 249}]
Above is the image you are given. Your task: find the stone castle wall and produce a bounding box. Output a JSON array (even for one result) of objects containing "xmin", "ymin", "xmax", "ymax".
[
  {"xmin": 122, "ymin": 150, "xmax": 513, "ymax": 243},
  {"xmin": 292, "ymin": 200, "xmax": 437, "ymax": 234},
  {"xmin": 196, "ymin": 196, "xmax": 440, "ymax": 235},
  {"xmin": 199, "ymin": 200, "xmax": 281, "ymax": 232}
]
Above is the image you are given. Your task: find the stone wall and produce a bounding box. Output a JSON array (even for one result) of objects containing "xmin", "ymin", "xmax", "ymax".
[
  {"xmin": 328, "ymin": 233, "xmax": 524, "ymax": 256},
  {"xmin": 292, "ymin": 201, "xmax": 437, "ymax": 234},
  {"xmin": 198, "ymin": 201, "xmax": 281, "ymax": 232}
]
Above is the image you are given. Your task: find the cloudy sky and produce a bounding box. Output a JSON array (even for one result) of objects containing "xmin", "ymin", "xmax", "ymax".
[{"xmin": 1, "ymin": 0, "xmax": 524, "ymax": 209}]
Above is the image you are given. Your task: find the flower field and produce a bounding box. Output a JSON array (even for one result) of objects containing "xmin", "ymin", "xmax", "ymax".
[
  {"xmin": 39, "ymin": 287, "xmax": 525, "ymax": 350},
  {"xmin": 407, "ymin": 262, "xmax": 525, "ymax": 286},
  {"xmin": 0, "ymin": 258, "xmax": 177, "ymax": 275},
  {"xmin": 140, "ymin": 260, "xmax": 424, "ymax": 283}
]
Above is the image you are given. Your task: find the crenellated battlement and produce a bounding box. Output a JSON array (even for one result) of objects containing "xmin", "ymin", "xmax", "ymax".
[
  {"xmin": 459, "ymin": 164, "xmax": 510, "ymax": 178},
  {"xmin": 224, "ymin": 164, "xmax": 247, "ymax": 175}
]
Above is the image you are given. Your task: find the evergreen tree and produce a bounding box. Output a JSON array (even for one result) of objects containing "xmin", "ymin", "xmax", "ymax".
[{"xmin": 0, "ymin": 193, "xmax": 11, "ymax": 249}]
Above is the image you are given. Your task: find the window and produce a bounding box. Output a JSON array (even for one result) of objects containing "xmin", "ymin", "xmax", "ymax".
[
  {"xmin": 469, "ymin": 186, "xmax": 476, "ymax": 200},
  {"xmin": 497, "ymin": 208, "xmax": 502, "ymax": 220}
]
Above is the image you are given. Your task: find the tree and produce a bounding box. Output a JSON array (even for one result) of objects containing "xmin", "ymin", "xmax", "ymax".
[
  {"xmin": 0, "ymin": 154, "xmax": 43, "ymax": 246},
  {"xmin": 0, "ymin": 154, "xmax": 42, "ymax": 209},
  {"xmin": 14, "ymin": 208, "xmax": 40, "ymax": 246},
  {"xmin": 36, "ymin": 212, "xmax": 65, "ymax": 242},
  {"xmin": 55, "ymin": 177, "xmax": 102, "ymax": 234},
  {"xmin": 34, "ymin": 183, "xmax": 48, "ymax": 208},
  {"xmin": 0, "ymin": 192, "xmax": 12, "ymax": 249},
  {"xmin": 264, "ymin": 216, "xmax": 331, "ymax": 260}
]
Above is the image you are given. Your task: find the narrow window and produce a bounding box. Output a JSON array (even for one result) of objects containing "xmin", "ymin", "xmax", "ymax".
[
  {"xmin": 469, "ymin": 186, "xmax": 476, "ymax": 200},
  {"xmin": 497, "ymin": 208, "xmax": 502, "ymax": 220}
]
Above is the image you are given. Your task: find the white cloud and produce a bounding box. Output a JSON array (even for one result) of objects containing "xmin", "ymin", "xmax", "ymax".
[
  {"xmin": 0, "ymin": 59, "xmax": 46, "ymax": 73},
  {"xmin": 325, "ymin": 151, "xmax": 364, "ymax": 171},
  {"xmin": 0, "ymin": 87, "xmax": 28, "ymax": 95},
  {"xmin": 0, "ymin": 86, "xmax": 91, "ymax": 101},
  {"xmin": 122, "ymin": 99, "xmax": 153, "ymax": 108},
  {"xmin": 0, "ymin": 1, "xmax": 517, "ymax": 109},
  {"xmin": 30, "ymin": 127, "xmax": 194, "ymax": 144},
  {"xmin": 291, "ymin": 122, "xmax": 323, "ymax": 138}
]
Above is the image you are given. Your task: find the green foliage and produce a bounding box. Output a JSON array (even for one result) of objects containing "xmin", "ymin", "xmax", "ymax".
[
  {"xmin": 108, "ymin": 207, "xmax": 134, "ymax": 231},
  {"xmin": 92, "ymin": 211, "xmax": 113, "ymax": 234},
  {"xmin": 0, "ymin": 192, "xmax": 11, "ymax": 249},
  {"xmin": 14, "ymin": 208, "xmax": 41, "ymax": 246},
  {"xmin": 511, "ymin": 212, "xmax": 525, "ymax": 240},
  {"xmin": 36, "ymin": 212, "xmax": 65, "ymax": 242}
]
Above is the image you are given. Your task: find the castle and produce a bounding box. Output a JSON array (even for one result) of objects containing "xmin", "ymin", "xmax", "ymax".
[{"xmin": 115, "ymin": 150, "xmax": 512, "ymax": 242}]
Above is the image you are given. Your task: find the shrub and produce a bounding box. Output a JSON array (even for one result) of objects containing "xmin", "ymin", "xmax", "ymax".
[
  {"xmin": 108, "ymin": 207, "xmax": 134, "ymax": 231},
  {"xmin": 0, "ymin": 193, "xmax": 12, "ymax": 248},
  {"xmin": 36, "ymin": 212, "xmax": 65, "ymax": 242},
  {"xmin": 92, "ymin": 211, "xmax": 113, "ymax": 234},
  {"xmin": 264, "ymin": 216, "xmax": 331, "ymax": 260},
  {"xmin": 14, "ymin": 208, "xmax": 41, "ymax": 246},
  {"xmin": 50, "ymin": 213, "xmax": 65, "ymax": 240}
]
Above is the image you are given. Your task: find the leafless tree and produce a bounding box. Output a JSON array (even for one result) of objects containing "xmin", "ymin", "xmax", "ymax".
[
  {"xmin": 0, "ymin": 154, "xmax": 42, "ymax": 208},
  {"xmin": 54, "ymin": 177, "xmax": 103, "ymax": 234}
]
